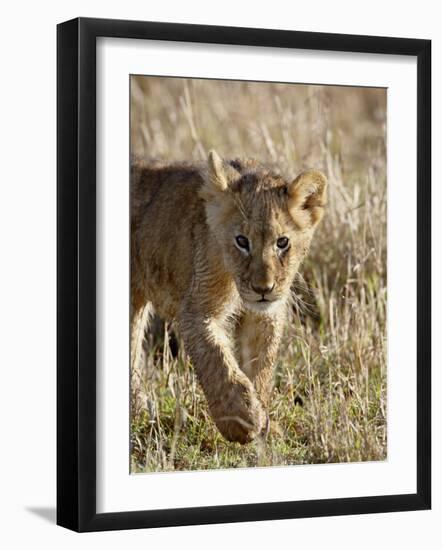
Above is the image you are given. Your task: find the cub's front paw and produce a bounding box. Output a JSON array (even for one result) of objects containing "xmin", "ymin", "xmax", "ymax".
[{"xmin": 210, "ymin": 379, "xmax": 267, "ymax": 444}]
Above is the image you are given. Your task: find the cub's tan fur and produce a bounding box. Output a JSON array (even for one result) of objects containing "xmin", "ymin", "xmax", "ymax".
[{"xmin": 131, "ymin": 151, "xmax": 327, "ymax": 444}]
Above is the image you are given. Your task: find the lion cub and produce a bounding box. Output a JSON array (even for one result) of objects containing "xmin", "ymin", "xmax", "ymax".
[{"xmin": 131, "ymin": 151, "xmax": 327, "ymax": 444}]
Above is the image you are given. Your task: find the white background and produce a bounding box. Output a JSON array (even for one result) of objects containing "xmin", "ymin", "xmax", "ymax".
[
  {"xmin": 0, "ymin": 0, "xmax": 439, "ymax": 548},
  {"xmin": 97, "ymin": 39, "xmax": 417, "ymax": 512}
]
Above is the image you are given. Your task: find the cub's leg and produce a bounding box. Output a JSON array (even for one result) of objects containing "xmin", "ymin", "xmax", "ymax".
[
  {"xmin": 236, "ymin": 311, "xmax": 284, "ymax": 411},
  {"xmin": 130, "ymin": 301, "xmax": 153, "ymax": 371},
  {"xmin": 179, "ymin": 312, "xmax": 267, "ymax": 444},
  {"xmin": 130, "ymin": 301, "xmax": 153, "ymax": 411}
]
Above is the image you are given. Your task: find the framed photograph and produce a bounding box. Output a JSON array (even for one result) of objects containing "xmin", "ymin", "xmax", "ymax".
[{"xmin": 57, "ymin": 17, "xmax": 431, "ymax": 532}]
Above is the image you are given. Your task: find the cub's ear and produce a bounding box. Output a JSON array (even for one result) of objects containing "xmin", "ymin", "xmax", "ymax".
[
  {"xmin": 202, "ymin": 150, "xmax": 240, "ymax": 197},
  {"xmin": 287, "ymin": 169, "xmax": 327, "ymax": 229}
]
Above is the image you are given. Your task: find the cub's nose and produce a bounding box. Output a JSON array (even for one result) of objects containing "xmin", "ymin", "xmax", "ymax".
[{"xmin": 251, "ymin": 283, "xmax": 275, "ymax": 296}]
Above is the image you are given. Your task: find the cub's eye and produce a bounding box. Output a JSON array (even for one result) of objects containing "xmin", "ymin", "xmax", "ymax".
[
  {"xmin": 235, "ymin": 235, "xmax": 250, "ymax": 251},
  {"xmin": 276, "ymin": 237, "xmax": 289, "ymax": 250}
]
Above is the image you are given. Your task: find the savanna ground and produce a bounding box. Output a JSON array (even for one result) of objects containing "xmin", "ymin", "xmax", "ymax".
[{"xmin": 130, "ymin": 76, "xmax": 387, "ymax": 472}]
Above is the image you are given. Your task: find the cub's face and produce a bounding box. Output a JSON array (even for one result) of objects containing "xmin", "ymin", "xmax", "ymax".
[{"xmin": 201, "ymin": 151, "xmax": 327, "ymax": 314}]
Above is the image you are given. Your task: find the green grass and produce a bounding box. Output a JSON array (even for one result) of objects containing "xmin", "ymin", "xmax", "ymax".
[{"xmin": 130, "ymin": 76, "xmax": 387, "ymax": 472}]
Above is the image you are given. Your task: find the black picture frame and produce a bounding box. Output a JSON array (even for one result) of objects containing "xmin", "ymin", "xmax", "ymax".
[{"xmin": 57, "ymin": 17, "xmax": 431, "ymax": 532}]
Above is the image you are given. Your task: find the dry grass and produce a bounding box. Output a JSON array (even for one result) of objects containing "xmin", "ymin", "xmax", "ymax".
[{"xmin": 130, "ymin": 76, "xmax": 387, "ymax": 472}]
